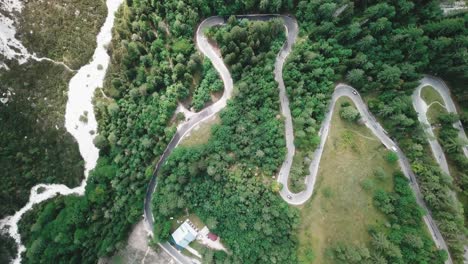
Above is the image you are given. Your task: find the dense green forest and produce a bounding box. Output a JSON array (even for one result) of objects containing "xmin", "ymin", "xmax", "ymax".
[
  {"xmin": 151, "ymin": 18, "xmax": 299, "ymax": 263},
  {"xmin": 16, "ymin": 1, "xmax": 294, "ymax": 263},
  {"xmin": 286, "ymin": 0, "xmax": 467, "ymax": 261},
  {"xmin": 0, "ymin": 61, "xmax": 82, "ymax": 218},
  {"xmin": 191, "ymin": 59, "xmax": 224, "ymax": 111},
  {"xmin": 0, "ymin": 0, "xmax": 106, "ymax": 220},
  {"xmin": 436, "ymin": 113, "xmax": 468, "ymax": 223},
  {"xmin": 0, "ymin": 232, "xmax": 17, "ymax": 264},
  {"xmin": 17, "ymin": 0, "xmax": 107, "ymax": 68},
  {"xmin": 13, "ymin": 0, "xmax": 468, "ymax": 263}
]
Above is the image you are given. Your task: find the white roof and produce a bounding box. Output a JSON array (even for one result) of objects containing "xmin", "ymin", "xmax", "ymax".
[{"xmin": 172, "ymin": 219, "xmax": 198, "ymax": 248}]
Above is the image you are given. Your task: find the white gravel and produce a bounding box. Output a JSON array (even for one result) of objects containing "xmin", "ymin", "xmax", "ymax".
[{"xmin": 0, "ymin": 0, "xmax": 30, "ymax": 63}]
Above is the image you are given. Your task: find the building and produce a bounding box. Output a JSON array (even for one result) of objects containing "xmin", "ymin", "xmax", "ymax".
[
  {"xmin": 207, "ymin": 232, "xmax": 218, "ymax": 241},
  {"xmin": 171, "ymin": 219, "xmax": 199, "ymax": 249}
]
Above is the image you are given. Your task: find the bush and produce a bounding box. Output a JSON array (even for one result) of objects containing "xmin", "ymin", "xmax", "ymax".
[
  {"xmin": 373, "ymin": 167, "xmax": 387, "ymax": 181},
  {"xmin": 361, "ymin": 179, "xmax": 374, "ymax": 191},
  {"xmin": 340, "ymin": 106, "xmax": 360, "ymax": 122},
  {"xmin": 385, "ymin": 151, "xmax": 398, "ymax": 164}
]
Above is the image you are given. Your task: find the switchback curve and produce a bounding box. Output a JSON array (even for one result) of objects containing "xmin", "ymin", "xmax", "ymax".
[
  {"xmin": 282, "ymin": 84, "xmax": 453, "ymax": 263},
  {"xmin": 413, "ymin": 75, "xmax": 468, "ymax": 263},
  {"xmin": 143, "ymin": 15, "xmax": 452, "ymax": 264},
  {"xmin": 143, "ymin": 15, "xmax": 297, "ymax": 264}
]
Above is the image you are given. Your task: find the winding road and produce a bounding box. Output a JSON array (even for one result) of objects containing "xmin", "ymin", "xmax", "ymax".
[
  {"xmin": 413, "ymin": 75, "xmax": 468, "ymax": 166},
  {"xmin": 278, "ymin": 83, "xmax": 453, "ymax": 263},
  {"xmin": 143, "ymin": 16, "xmax": 232, "ymax": 264},
  {"xmin": 413, "ymin": 75, "xmax": 468, "ymax": 263},
  {"xmin": 143, "ymin": 15, "xmax": 296, "ymax": 264},
  {"xmin": 144, "ymin": 15, "xmax": 454, "ymax": 264}
]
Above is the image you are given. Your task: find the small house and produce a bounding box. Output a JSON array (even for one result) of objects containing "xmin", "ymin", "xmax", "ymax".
[
  {"xmin": 171, "ymin": 219, "xmax": 199, "ymax": 249},
  {"xmin": 207, "ymin": 232, "xmax": 218, "ymax": 241}
]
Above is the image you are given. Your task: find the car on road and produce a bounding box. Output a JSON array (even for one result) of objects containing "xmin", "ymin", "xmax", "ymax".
[
  {"xmin": 352, "ymin": 89, "xmax": 358, "ymax": 95},
  {"xmin": 287, "ymin": 195, "xmax": 292, "ymax": 199},
  {"xmin": 391, "ymin": 146, "xmax": 397, "ymax": 152}
]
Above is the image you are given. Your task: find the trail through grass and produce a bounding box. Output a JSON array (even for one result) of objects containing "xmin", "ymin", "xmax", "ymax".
[
  {"xmin": 297, "ymin": 98, "xmax": 396, "ymax": 264},
  {"xmin": 421, "ymin": 85, "xmax": 444, "ymax": 105},
  {"xmin": 179, "ymin": 115, "xmax": 220, "ymax": 147}
]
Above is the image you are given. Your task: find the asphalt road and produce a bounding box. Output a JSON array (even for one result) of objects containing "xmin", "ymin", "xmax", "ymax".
[
  {"xmin": 284, "ymin": 84, "xmax": 453, "ymax": 262},
  {"xmin": 413, "ymin": 75, "xmax": 468, "ymax": 263},
  {"xmin": 143, "ymin": 15, "xmax": 296, "ymax": 264},
  {"xmin": 413, "ymin": 75, "xmax": 468, "ymax": 160},
  {"xmin": 143, "ymin": 15, "xmax": 454, "ymax": 264}
]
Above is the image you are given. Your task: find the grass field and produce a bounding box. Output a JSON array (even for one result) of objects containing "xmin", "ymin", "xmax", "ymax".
[
  {"xmin": 179, "ymin": 115, "xmax": 220, "ymax": 147},
  {"xmin": 297, "ymin": 98, "xmax": 396, "ymax": 264},
  {"xmin": 421, "ymin": 86, "xmax": 448, "ymax": 124},
  {"xmin": 427, "ymin": 103, "xmax": 448, "ymax": 124},
  {"xmin": 421, "ymin": 85, "xmax": 444, "ymax": 105}
]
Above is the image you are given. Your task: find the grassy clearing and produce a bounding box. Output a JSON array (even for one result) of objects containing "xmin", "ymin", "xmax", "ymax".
[
  {"xmin": 421, "ymin": 85, "xmax": 444, "ymax": 105},
  {"xmin": 421, "ymin": 85, "xmax": 448, "ymax": 125},
  {"xmin": 297, "ymin": 98, "xmax": 396, "ymax": 264},
  {"xmin": 427, "ymin": 102, "xmax": 448, "ymax": 124},
  {"xmin": 179, "ymin": 115, "xmax": 220, "ymax": 147},
  {"xmin": 170, "ymin": 213, "xmax": 206, "ymax": 232}
]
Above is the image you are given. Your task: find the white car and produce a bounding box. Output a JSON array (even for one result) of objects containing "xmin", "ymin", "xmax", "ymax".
[
  {"xmin": 352, "ymin": 90, "xmax": 358, "ymax": 95},
  {"xmin": 287, "ymin": 195, "xmax": 292, "ymax": 199}
]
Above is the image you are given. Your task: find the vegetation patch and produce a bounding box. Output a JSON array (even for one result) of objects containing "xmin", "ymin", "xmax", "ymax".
[
  {"xmin": 427, "ymin": 102, "xmax": 448, "ymax": 124},
  {"xmin": 289, "ymin": 151, "xmax": 310, "ymax": 192},
  {"xmin": 152, "ymin": 18, "xmax": 299, "ymax": 263},
  {"xmin": 190, "ymin": 59, "xmax": 224, "ymax": 111},
  {"xmin": 179, "ymin": 115, "xmax": 220, "ymax": 147},
  {"xmin": 297, "ymin": 98, "xmax": 394, "ymax": 263},
  {"xmin": 0, "ymin": 60, "xmax": 83, "ymax": 218},
  {"xmin": 17, "ymin": 0, "xmax": 107, "ymax": 68},
  {"xmin": 298, "ymin": 98, "xmax": 445, "ymax": 264},
  {"xmin": 0, "ymin": 232, "xmax": 17, "ymax": 264},
  {"xmin": 421, "ymin": 85, "xmax": 448, "ymax": 124},
  {"xmin": 436, "ymin": 113, "xmax": 468, "ymax": 226},
  {"xmin": 421, "ymin": 85, "xmax": 444, "ymax": 106}
]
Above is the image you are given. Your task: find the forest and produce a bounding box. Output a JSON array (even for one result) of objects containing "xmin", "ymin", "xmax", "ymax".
[
  {"xmin": 9, "ymin": 0, "xmax": 468, "ymax": 264},
  {"xmin": 16, "ymin": 0, "xmax": 107, "ymax": 68},
  {"xmin": 0, "ymin": 0, "xmax": 106, "ymax": 219},
  {"xmin": 0, "ymin": 60, "xmax": 83, "ymax": 218},
  {"xmin": 0, "ymin": 232, "xmax": 17, "ymax": 264},
  {"xmin": 287, "ymin": 0, "xmax": 467, "ymax": 261},
  {"xmin": 436, "ymin": 113, "xmax": 468, "ymax": 222},
  {"xmin": 14, "ymin": 1, "xmax": 295, "ymax": 264},
  {"xmin": 151, "ymin": 18, "xmax": 299, "ymax": 263},
  {"xmin": 191, "ymin": 60, "xmax": 224, "ymax": 111}
]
